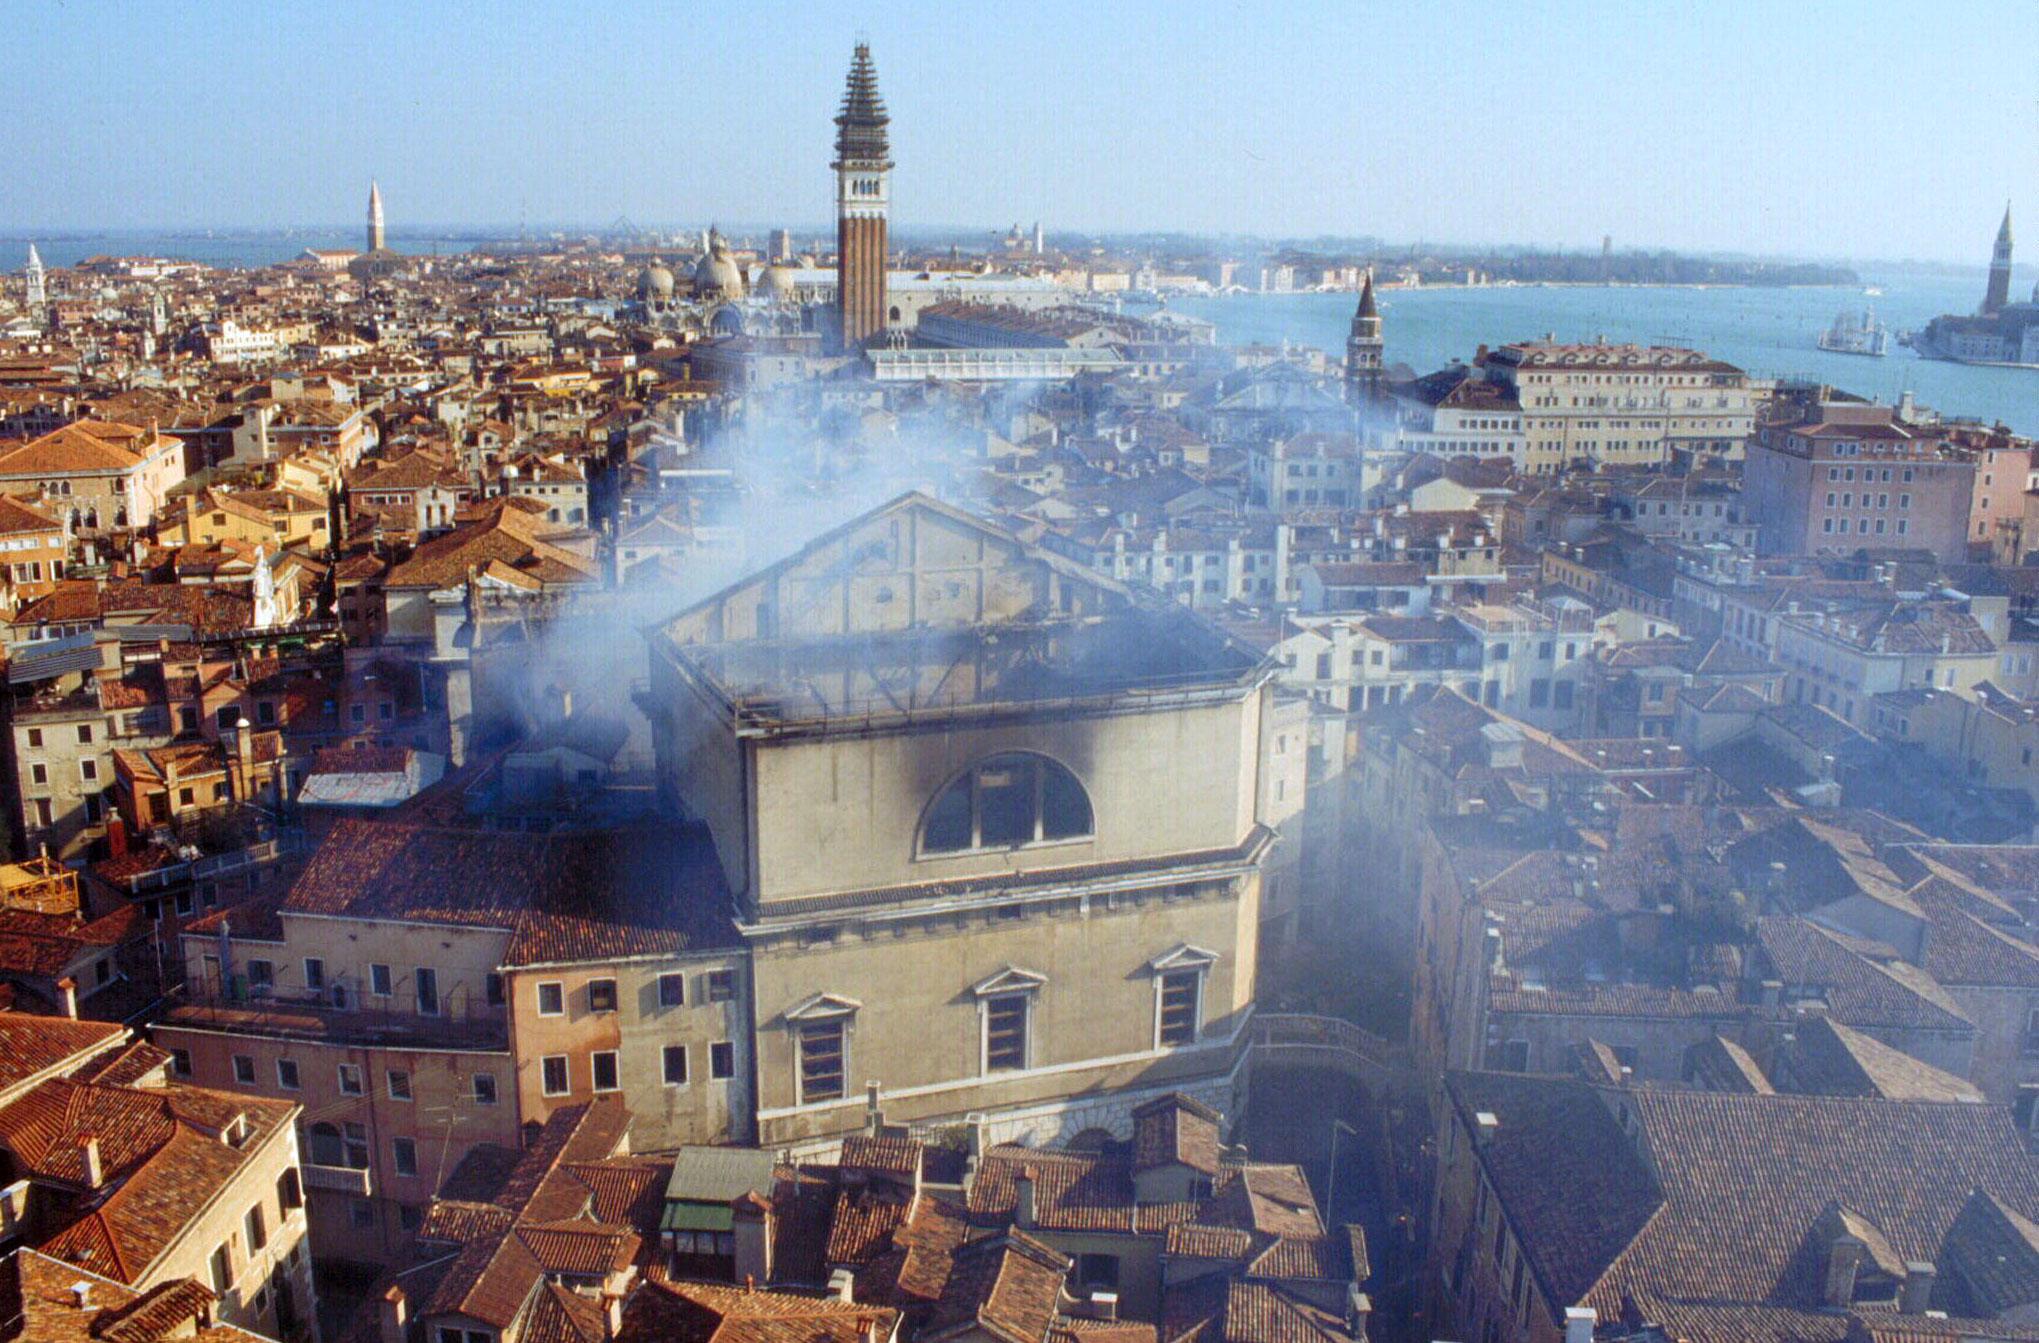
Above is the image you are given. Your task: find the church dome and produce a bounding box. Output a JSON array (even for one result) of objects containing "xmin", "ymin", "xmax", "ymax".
[
  {"xmin": 637, "ymin": 261, "xmax": 675, "ymax": 302},
  {"xmin": 692, "ymin": 236, "xmax": 746, "ymax": 302},
  {"xmin": 761, "ymin": 261, "xmax": 798, "ymax": 304}
]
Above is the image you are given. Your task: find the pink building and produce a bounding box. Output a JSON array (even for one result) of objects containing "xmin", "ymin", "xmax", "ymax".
[{"xmin": 1744, "ymin": 401, "xmax": 1975, "ymax": 562}]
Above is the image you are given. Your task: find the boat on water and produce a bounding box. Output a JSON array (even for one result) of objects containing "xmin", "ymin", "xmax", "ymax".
[{"xmin": 1817, "ymin": 308, "xmax": 1890, "ymax": 357}]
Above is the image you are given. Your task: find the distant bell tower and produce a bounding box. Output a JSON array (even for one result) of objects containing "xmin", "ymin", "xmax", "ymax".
[
  {"xmin": 833, "ymin": 42, "xmax": 892, "ymax": 351},
  {"xmin": 367, "ymin": 180, "xmax": 386, "ymax": 254},
  {"xmin": 23, "ymin": 243, "xmax": 45, "ymax": 311},
  {"xmin": 1345, "ymin": 269, "xmax": 1383, "ymax": 406},
  {"xmin": 1983, "ymin": 202, "xmax": 2013, "ymax": 315}
]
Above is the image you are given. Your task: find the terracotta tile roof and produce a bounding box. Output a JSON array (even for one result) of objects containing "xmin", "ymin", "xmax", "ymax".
[
  {"xmin": 620, "ymin": 1277, "xmax": 897, "ymax": 1343},
  {"xmin": 519, "ymin": 1280, "xmax": 609, "ymax": 1343},
  {"xmin": 414, "ymin": 1103, "xmax": 639, "ymax": 1330},
  {"xmin": 0, "ymin": 1081, "xmax": 296, "ymax": 1284},
  {"xmin": 5, "ymin": 1248, "xmax": 269, "ymax": 1343},
  {"xmin": 1451, "ymin": 1071, "xmax": 2039, "ymax": 1319},
  {"xmin": 841, "ymin": 1134, "xmax": 921, "ymax": 1178},
  {"xmin": 1941, "ymin": 1190, "xmax": 2039, "ymax": 1318},
  {"xmin": 0, "ymin": 423, "xmax": 166, "ymax": 476},
  {"xmin": 385, "ymin": 496, "xmax": 597, "ymax": 591},
  {"xmin": 1755, "ymin": 917, "xmax": 1973, "ymax": 1032},
  {"xmin": 860, "ymin": 1196, "xmax": 969, "ymax": 1308},
  {"xmin": 277, "ymin": 818, "xmax": 740, "ymax": 964},
  {"xmin": 1778, "ymin": 1016, "xmax": 1985, "ymax": 1103},
  {"xmin": 924, "ymin": 1231, "xmax": 1069, "ymax": 1343},
  {"xmin": 826, "ymin": 1187, "xmax": 914, "ymax": 1266},
  {"xmin": 0, "ymin": 1015, "xmax": 126, "ymax": 1091},
  {"xmin": 1132, "ymin": 1094, "xmax": 1222, "ymax": 1176}
]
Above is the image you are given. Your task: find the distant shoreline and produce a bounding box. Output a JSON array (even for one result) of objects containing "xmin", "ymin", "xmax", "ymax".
[{"xmin": 1193, "ymin": 281, "xmax": 1867, "ymax": 297}]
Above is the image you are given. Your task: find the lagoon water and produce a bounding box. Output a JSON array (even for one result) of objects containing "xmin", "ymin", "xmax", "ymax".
[{"xmin": 1173, "ymin": 267, "xmax": 2037, "ymax": 436}]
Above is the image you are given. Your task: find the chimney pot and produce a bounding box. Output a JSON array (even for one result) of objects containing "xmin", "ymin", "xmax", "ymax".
[
  {"xmin": 57, "ymin": 977, "xmax": 78, "ymax": 1019},
  {"xmin": 1564, "ymin": 1306, "xmax": 1595, "ymax": 1343},
  {"xmin": 1015, "ymin": 1166, "xmax": 1037, "ymax": 1228},
  {"xmin": 1474, "ymin": 1112, "xmax": 1499, "ymax": 1146},
  {"xmin": 80, "ymin": 1135, "xmax": 101, "ymax": 1188},
  {"xmin": 829, "ymin": 1268, "xmax": 856, "ymax": 1304},
  {"xmin": 70, "ymin": 1282, "xmax": 92, "ymax": 1311},
  {"xmin": 1902, "ymin": 1261, "xmax": 1938, "ymax": 1314}
]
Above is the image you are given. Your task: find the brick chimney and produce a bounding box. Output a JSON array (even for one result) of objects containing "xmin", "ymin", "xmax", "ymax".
[
  {"xmin": 1015, "ymin": 1166, "xmax": 1037, "ymax": 1229},
  {"xmin": 56, "ymin": 977, "xmax": 77, "ymax": 1019},
  {"xmin": 379, "ymin": 1283, "xmax": 408, "ymax": 1343},
  {"xmin": 80, "ymin": 1135, "xmax": 101, "ymax": 1188}
]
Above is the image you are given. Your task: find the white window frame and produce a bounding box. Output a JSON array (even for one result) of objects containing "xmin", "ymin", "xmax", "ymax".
[
  {"xmin": 536, "ymin": 981, "xmax": 564, "ymax": 1016},
  {"xmin": 1149, "ymin": 945, "xmax": 1219, "ymax": 1050},
  {"xmin": 972, "ymin": 966, "xmax": 1047, "ymax": 1077},
  {"xmin": 785, "ymin": 993, "xmax": 860, "ymax": 1107},
  {"xmin": 540, "ymin": 1054, "xmax": 570, "ymax": 1097},
  {"xmin": 591, "ymin": 1050, "xmax": 621, "ymax": 1093}
]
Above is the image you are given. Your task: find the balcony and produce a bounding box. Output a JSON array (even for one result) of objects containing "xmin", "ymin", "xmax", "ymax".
[{"xmin": 301, "ymin": 1163, "xmax": 372, "ymax": 1196}]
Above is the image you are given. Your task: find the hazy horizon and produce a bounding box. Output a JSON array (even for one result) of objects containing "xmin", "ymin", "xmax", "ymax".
[{"xmin": 7, "ymin": 0, "xmax": 2034, "ymax": 268}]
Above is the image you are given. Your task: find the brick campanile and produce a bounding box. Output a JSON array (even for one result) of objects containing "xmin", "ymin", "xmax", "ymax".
[{"xmin": 833, "ymin": 43, "xmax": 892, "ymax": 351}]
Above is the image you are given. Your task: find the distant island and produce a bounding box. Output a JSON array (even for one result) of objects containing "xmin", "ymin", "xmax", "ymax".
[{"xmin": 1267, "ymin": 246, "xmax": 1859, "ymax": 288}]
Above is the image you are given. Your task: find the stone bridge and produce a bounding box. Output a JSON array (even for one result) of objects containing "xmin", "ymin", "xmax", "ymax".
[{"xmin": 1250, "ymin": 1012, "xmax": 1417, "ymax": 1099}]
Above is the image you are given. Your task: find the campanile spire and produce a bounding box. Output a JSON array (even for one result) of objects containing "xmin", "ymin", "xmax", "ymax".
[{"xmin": 832, "ymin": 43, "xmax": 892, "ymax": 351}]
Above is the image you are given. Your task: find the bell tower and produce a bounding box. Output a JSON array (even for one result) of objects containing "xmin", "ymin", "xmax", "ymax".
[
  {"xmin": 1982, "ymin": 203, "xmax": 2013, "ymax": 316},
  {"xmin": 367, "ymin": 180, "xmax": 386, "ymax": 254},
  {"xmin": 833, "ymin": 43, "xmax": 892, "ymax": 351},
  {"xmin": 1345, "ymin": 269, "xmax": 1383, "ymax": 406}
]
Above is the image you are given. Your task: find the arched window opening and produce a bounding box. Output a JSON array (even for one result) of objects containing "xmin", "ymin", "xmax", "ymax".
[{"xmin": 921, "ymin": 753, "xmax": 1092, "ymax": 855}]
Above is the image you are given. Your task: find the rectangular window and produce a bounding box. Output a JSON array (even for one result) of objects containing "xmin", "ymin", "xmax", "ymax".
[
  {"xmin": 276, "ymin": 1059, "xmax": 300, "ymax": 1090},
  {"xmin": 711, "ymin": 1041, "xmax": 735, "ymax": 1080},
  {"xmin": 663, "ymin": 1044, "xmax": 689, "ymax": 1086},
  {"xmin": 985, "ymin": 995, "xmax": 1028, "ymax": 1072},
  {"xmin": 658, "ymin": 973, "xmax": 686, "ymax": 1007},
  {"xmin": 209, "ymin": 1243, "xmax": 232, "ymax": 1294},
  {"xmin": 28, "ymin": 764, "xmax": 46, "ymax": 786},
  {"xmin": 369, "ymin": 963, "xmax": 392, "ymax": 997},
  {"xmin": 170, "ymin": 1048, "xmax": 192, "ymax": 1077},
  {"xmin": 392, "ymin": 1136, "xmax": 418, "ymax": 1178},
  {"xmin": 337, "ymin": 1064, "xmax": 363, "ymax": 1096},
  {"xmin": 485, "ymin": 973, "xmax": 505, "ymax": 1007},
  {"xmin": 233, "ymin": 1054, "xmax": 256, "ymax": 1085},
  {"xmin": 76, "ymin": 724, "xmax": 92, "ymax": 745},
  {"xmin": 277, "ymin": 1168, "xmax": 302, "ymax": 1212},
  {"xmin": 541, "ymin": 1055, "xmax": 570, "ymax": 1096},
  {"xmin": 588, "ymin": 978, "xmax": 617, "ymax": 1013},
  {"xmin": 473, "ymin": 1072, "xmax": 498, "ymax": 1106},
  {"xmin": 537, "ymin": 981, "xmax": 564, "ymax": 1015},
  {"xmin": 246, "ymin": 959, "xmax": 273, "ymax": 989},
  {"xmin": 706, "ymin": 970, "xmax": 735, "ymax": 1002},
  {"xmin": 415, "ymin": 967, "xmax": 439, "ymax": 1016},
  {"xmin": 303, "ymin": 958, "xmax": 324, "ymax": 991},
  {"xmin": 591, "ymin": 1051, "xmax": 620, "ymax": 1092},
  {"xmin": 799, "ymin": 1021, "xmax": 846, "ymax": 1103},
  {"xmin": 1159, "ymin": 970, "xmax": 1202, "ymax": 1047},
  {"xmin": 245, "ymin": 1203, "xmax": 267, "ymax": 1251},
  {"xmin": 387, "ymin": 1069, "xmax": 412, "ymax": 1101}
]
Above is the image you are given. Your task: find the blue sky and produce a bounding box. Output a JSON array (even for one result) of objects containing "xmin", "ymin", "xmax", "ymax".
[{"xmin": 6, "ymin": 0, "xmax": 2034, "ymax": 263}]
